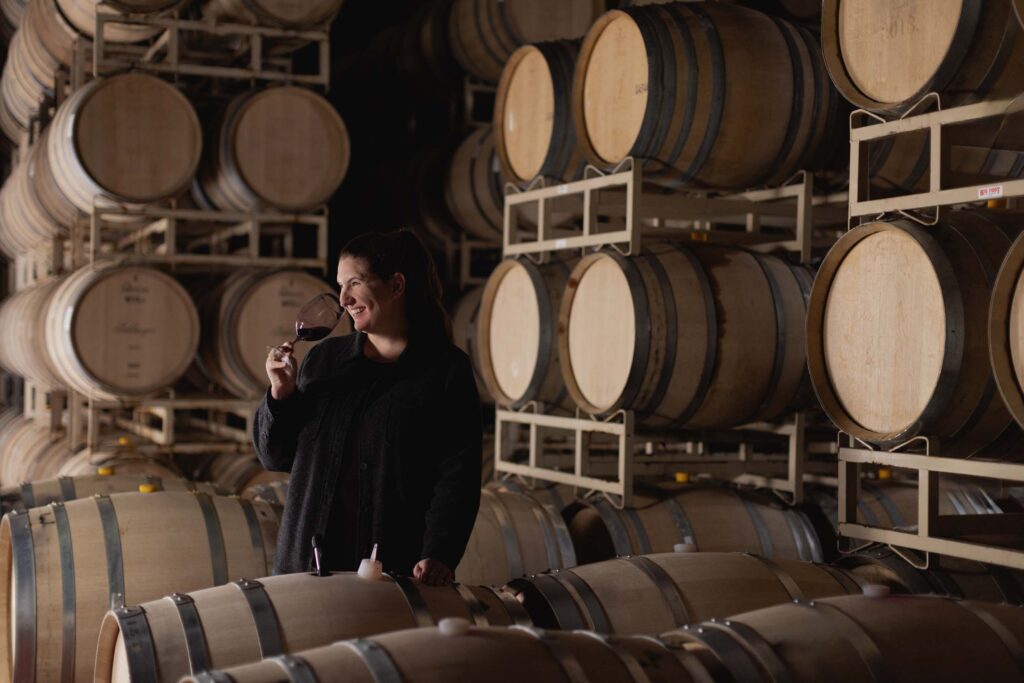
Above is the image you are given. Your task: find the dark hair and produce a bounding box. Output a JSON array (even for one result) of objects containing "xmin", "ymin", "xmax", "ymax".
[{"xmin": 339, "ymin": 229, "xmax": 452, "ymax": 343}]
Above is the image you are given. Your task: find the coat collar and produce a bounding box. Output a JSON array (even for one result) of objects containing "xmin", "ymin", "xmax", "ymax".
[{"xmin": 298, "ymin": 332, "xmax": 442, "ymax": 391}]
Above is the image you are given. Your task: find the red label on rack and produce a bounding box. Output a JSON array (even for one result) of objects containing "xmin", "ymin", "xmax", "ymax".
[{"xmin": 978, "ymin": 185, "xmax": 1004, "ymax": 200}]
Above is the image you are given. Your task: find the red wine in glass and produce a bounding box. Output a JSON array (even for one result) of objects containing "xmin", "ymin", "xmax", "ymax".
[{"xmin": 271, "ymin": 292, "xmax": 343, "ymax": 357}]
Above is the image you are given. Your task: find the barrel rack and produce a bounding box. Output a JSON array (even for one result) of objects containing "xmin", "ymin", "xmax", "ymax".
[
  {"xmin": 4, "ymin": 9, "xmax": 335, "ymax": 465},
  {"xmin": 838, "ymin": 94, "xmax": 1024, "ymax": 570},
  {"xmin": 494, "ymin": 160, "xmax": 848, "ymax": 507}
]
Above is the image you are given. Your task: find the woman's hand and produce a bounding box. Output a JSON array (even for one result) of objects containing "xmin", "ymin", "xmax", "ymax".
[
  {"xmin": 266, "ymin": 343, "xmax": 297, "ymax": 400},
  {"xmin": 413, "ymin": 558, "xmax": 453, "ymax": 586}
]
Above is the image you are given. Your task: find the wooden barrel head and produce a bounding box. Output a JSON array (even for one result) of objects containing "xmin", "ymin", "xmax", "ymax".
[
  {"xmin": 505, "ymin": 0, "xmax": 597, "ymax": 42},
  {"xmin": 484, "ymin": 261, "xmax": 542, "ymax": 402},
  {"xmin": 72, "ymin": 73, "xmax": 201, "ymax": 203},
  {"xmin": 837, "ymin": 0, "xmax": 964, "ymax": 105},
  {"xmin": 498, "ymin": 46, "xmax": 555, "ymax": 182},
  {"xmin": 581, "ymin": 12, "xmax": 648, "ymax": 164},
  {"xmin": 563, "ymin": 254, "xmax": 636, "ymax": 413},
  {"xmin": 59, "ymin": 266, "xmax": 200, "ymax": 396},
  {"xmin": 229, "ymin": 271, "xmax": 346, "ymax": 394},
  {"xmin": 822, "ymin": 228, "xmax": 946, "ymax": 434},
  {"xmin": 231, "ymin": 86, "xmax": 349, "ymax": 211}
]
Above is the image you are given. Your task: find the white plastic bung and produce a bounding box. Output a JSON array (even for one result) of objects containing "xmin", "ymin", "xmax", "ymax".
[
  {"xmin": 439, "ymin": 617, "xmax": 472, "ymax": 637},
  {"xmin": 862, "ymin": 584, "xmax": 892, "ymax": 599}
]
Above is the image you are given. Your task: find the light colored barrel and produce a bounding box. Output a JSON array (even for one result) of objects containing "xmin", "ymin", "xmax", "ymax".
[
  {"xmin": 0, "ymin": 280, "xmax": 63, "ymax": 388},
  {"xmin": 0, "ymin": 474, "xmax": 221, "ymax": 514},
  {"xmin": 57, "ymin": 449, "xmax": 182, "ymax": 479},
  {"xmin": 44, "ymin": 263, "xmax": 201, "ymax": 399},
  {"xmin": 987, "ymin": 229, "xmax": 1024, "ymax": 431},
  {"xmin": 457, "ymin": 487, "xmax": 576, "ymax": 586},
  {"xmin": 44, "ymin": 72, "xmax": 202, "ymax": 216},
  {"xmin": 444, "ymin": 126, "xmax": 504, "ymax": 241},
  {"xmin": 201, "ymin": 0, "xmax": 343, "ymax": 28},
  {"xmin": 838, "ymin": 545, "xmax": 1024, "ymax": 605},
  {"xmin": 56, "ymin": 0, "xmax": 175, "ymax": 40},
  {"xmin": 567, "ymin": 483, "xmax": 823, "ymax": 565},
  {"xmin": 0, "ymin": 0, "xmax": 75, "ymax": 137},
  {"xmin": 822, "ymin": 0, "xmax": 1024, "ymax": 113},
  {"xmin": 194, "ymin": 269, "xmax": 351, "ymax": 398},
  {"xmin": 95, "ymin": 572, "xmax": 527, "ymax": 683},
  {"xmin": 449, "ymin": 0, "xmax": 602, "ymax": 83},
  {"xmin": 508, "ymin": 551, "xmax": 863, "ymax": 634},
  {"xmin": 0, "ymin": 0, "xmax": 27, "ymax": 38},
  {"xmin": 199, "ymin": 453, "xmax": 288, "ymax": 496},
  {"xmin": 186, "ymin": 595, "xmax": 1024, "ymax": 683},
  {"xmin": 809, "ymin": 478, "xmax": 1007, "ymax": 531},
  {"xmin": 667, "ymin": 594, "xmax": 1024, "ymax": 682},
  {"xmin": 0, "ymin": 491, "xmax": 279, "ymax": 683},
  {"xmin": 184, "ymin": 622, "xmax": 710, "ymax": 683},
  {"xmin": 0, "ymin": 144, "xmax": 66, "ymax": 254},
  {"xmin": 559, "ymin": 244, "xmax": 811, "ymax": 428},
  {"xmin": 493, "ymin": 41, "xmax": 585, "ymax": 185},
  {"xmin": 573, "ymin": 3, "xmax": 844, "ymax": 189},
  {"xmin": 488, "ymin": 479, "xmax": 575, "ymax": 514},
  {"xmin": 478, "ymin": 257, "xmax": 576, "ymax": 410},
  {"xmin": 451, "ymin": 285, "xmax": 491, "ymax": 401},
  {"xmin": 0, "ymin": 418, "xmax": 70, "ymax": 485},
  {"xmin": 198, "ymin": 86, "xmax": 349, "ymax": 212},
  {"xmin": 807, "ymin": 213, "xmax": 1017, "ymax": 455}
]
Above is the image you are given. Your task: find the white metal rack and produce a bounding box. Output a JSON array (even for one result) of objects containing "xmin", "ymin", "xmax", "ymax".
[
  {"xmin": 493, "ymin": 160, "xmax": 849, "ymax": 507},
  {"xmin": 838, "ymin": 93, "xmax": 1024, "ymax": 569}
]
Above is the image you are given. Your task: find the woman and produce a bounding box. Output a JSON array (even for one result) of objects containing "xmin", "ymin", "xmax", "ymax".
[{"xmin": 254, "ymin": 229, "xmax": 482, "ymax": 585}]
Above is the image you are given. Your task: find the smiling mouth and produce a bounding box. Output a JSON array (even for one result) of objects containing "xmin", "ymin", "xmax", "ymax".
[{"xmin": 350, "ymin": 306, "xmax": 366, "ymax": 316}]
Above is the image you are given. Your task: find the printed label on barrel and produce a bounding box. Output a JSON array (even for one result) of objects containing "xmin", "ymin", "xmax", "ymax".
[{"xmin": 71, "ymin": 269, "xmax": 198, "ymax": 392}]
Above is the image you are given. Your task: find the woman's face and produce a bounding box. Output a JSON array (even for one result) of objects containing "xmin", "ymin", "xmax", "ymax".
[{"xmin": 336, "ymin": 256, "xmax": 405, "ymax": 335}]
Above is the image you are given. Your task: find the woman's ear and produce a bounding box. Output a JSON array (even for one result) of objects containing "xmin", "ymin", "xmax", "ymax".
[{"xmin": 391, "ymin": 272, "xmax": 406, "ymax": 298}]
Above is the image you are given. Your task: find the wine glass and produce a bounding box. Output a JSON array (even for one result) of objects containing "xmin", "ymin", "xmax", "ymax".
[{"xmin": 270, "ymin": 292, "xmax": 344, "ymax": 359}]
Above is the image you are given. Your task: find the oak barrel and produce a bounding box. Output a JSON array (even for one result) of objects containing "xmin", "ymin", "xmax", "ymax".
[
  {"xmin": 0, "ymin": 418, "xmax": 70, "ymax": 485},
  {"xmin": 822, "ymin": 0, "xmax": 1024, "ymax": 113},
  {"xmin": 185, "ymin": 594, "xmax": 1024, "ymax": 683},
  {"xmin": 451, "ymin": 285, "xmax": 491, "ymax": 401},
  {"xmin": 509, "ymin": 551, "xmax": 864, "ymax": 634},
  {"xmin": 559, "ymin": 244, "xmax": 811, "ymax": 428},
  {"xmin": 42, "ymin": 72, "xmax": 202, "ymax": 216},
  {"xmin": 56, "ymin": 0, "xmax": 175, "ymax": 40},
  {"xmin": 667, "ymin": 594, "xmax": 1024, "ymax": 682},
  {"xmin": 0, "ymin": 280, "xmax": 63, "ymax": 388},
  {"xmin": 838, "ymin": 545, "xmax": 1024, "ymax": 605},
  {"xmin": 202, "ymin": 0, "xmax": 343, "ymax": 29},
  {"xmin": 478, "ymin": 257, "xmax": 575, "ymax": 410},
  {"xmin": 809, "ymin": 478, "xmax": 1007, "ymax": 530},
  {"xmin": 198, "ymin": 86, "xmax": 349, "ymax": 212},
  {"xmin": 988, "ymin": 229, "xmax": 1024, "ymax": 431},
  {"xmin": 493, "ymin": 41, "xmax": 585, "ymax": 185},
  {"xmin": 444, "ymin": 126, "xmax": 503, "ymax": 241},
  {"xmin": 572, "ymin": 3, "xmax": 845, "ymax": 189},
  {"xmin": 44, "ymin": 263, "xmax": 201, "ymax": 399},
  {"xmin": 193, "ymin": 269, "xmax": 350, "ymax": 398},
  {"xmin": 95, "ymin": 572, "xmax": 527, "ymax": 683},
  {"xmin": 0, "ymin": 491, "xmax": 279, "ymax": 683},
  {"xmin": 197, "ymin": 453, "xmax": 288, "ymax": 496},
  {"xmin": 457, "ymin": 487, "xmax": 576, "ymax": 586},
  {"xmin": 57, "ymin": 449, "xmax": 182, "ymax": 479},
  {"xmin": 807, "ymin": 212, "xmax": 1018, "ymax": 455},
  {"xmin": 0, "ymin": 474, "xmax": 220, "ymax": 514},
  {"xmin": 183, "ymin": 623, "xmax": 714, "ymax": 683},
  {"xmin": 567, "ymin": 483, "xmax": 824, "ymax": 565},
  {"xmin": 448, "ymin": 0, "xmax": 602, "ymax": 83}
]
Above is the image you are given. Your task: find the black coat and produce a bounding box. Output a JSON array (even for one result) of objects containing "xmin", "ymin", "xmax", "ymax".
[{"xmin": 252, "ymin": 331, "xmax": 482, "ymax": 576}]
